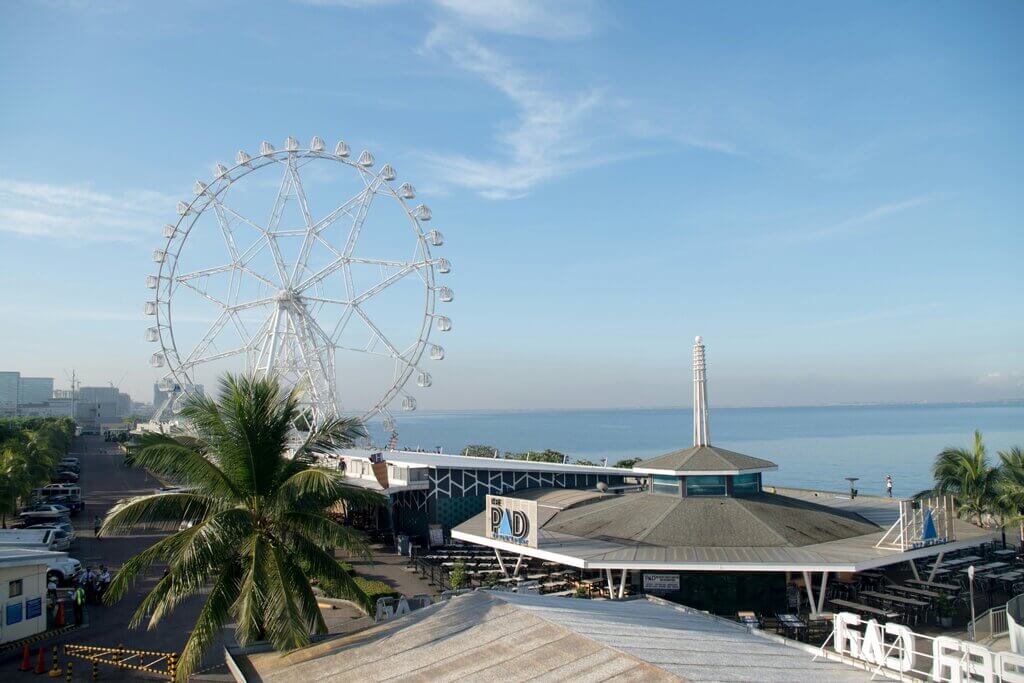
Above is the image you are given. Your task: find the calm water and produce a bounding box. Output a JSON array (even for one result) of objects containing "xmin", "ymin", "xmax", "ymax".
[{"xmin": 367, "ymin": 402, "xmax": 1024, "ymax": 498}]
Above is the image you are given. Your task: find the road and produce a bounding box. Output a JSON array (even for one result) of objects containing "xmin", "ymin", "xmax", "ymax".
[{"xmin": 56, "ymin": 434, "xmax": 229, "ymax": 680}]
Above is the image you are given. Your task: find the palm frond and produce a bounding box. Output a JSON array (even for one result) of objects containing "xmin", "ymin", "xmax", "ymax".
[
  {"xmin": 174, "ymin": 561, "xmax": 243, "ymax": 682},
  {"xmin": 291, "ymin": 415, "xmax": 367, "ymax": 464},
  {"xmin": 101, "ymin": 492, "xmax": 220, "ymax": 535}
]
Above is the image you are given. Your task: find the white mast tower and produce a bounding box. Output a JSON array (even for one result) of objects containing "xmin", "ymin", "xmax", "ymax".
[{"xmin": 692, "ymin": 336, "xmax": 710, "ymax": 447}]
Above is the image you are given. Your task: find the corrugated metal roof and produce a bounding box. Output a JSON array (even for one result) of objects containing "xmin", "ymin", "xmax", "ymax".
[
  {"xmin": 243, "ymin": 591, "xmax": 873, "ymax": 682},
  {"xmin": 490, "ymin": 592, "xmax": 872, "ymax": 682},
  {"xmin": 336, "ymin": 447, "xmax": 634, "ymax": 476}
]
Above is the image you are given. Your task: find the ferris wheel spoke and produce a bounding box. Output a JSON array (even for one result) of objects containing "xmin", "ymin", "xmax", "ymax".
[
  {"xmin": 287, "ymin": 159, "xmax": 319, "ymax": 288},
  {"xmin": 181, "ymin": 344, "xmax": 249, "ymax": 368},
  {"xmin": 175, "ymin": 277, "xmax": 231, "ymax": 309},
  {"xmin": 342, "ymin": 180, "xmax": 382, "ymax": 258},
  {"xmin": 352, "ymin": 305, "xmax": 405, "ymax": 360},
  {"xmin": 211, "ymin": 202, "xmax": 241, "ymax": 262},
  {"xmin": 179, "ymin": 310, "xmax": 233, "ymax": 365}
]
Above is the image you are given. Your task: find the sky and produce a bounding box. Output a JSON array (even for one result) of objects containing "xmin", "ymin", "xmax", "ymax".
[{"xmin": 0, "ymin": 0, "xmax": 1021, "ymax": 412}]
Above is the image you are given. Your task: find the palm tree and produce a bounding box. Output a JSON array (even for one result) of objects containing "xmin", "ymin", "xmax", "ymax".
[
  {"xmin": 0, "ymin": 443, "xmax": 32, "ymax": 528},
  {"xmin": 933, "ymin": 429, "xmax": 1001, "ymax": 526},
  {"xmin": 101, "ymin": 374, "xmax": 380, "ymax": 681},
  {"xmin": 996, "ymin": 446, "xmax": 1024, "ymax": 544}
]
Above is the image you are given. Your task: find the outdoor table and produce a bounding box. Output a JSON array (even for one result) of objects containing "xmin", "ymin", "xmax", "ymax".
[
  {"xmin": 859, "ymin": 591, "xmax": 928, "ymax": 607},
  {"xmin": 959, "ymin": 555, "xmax": 983, "ymax": 562},
  {"xmin": 830, "ymin": 599, "xmax": 899, "ymax": 620},
  {"xmin": 906, "ymin": 579, "xmax": 960, "ymax": 592},
  {"xmin": 994, "ymin": 549, "xmax": 1018, "ymax": 557},
  {"xmin": 737, "ymin": 613, "xmax": 760, "ymax": 628},
  {"xmin": 775, "ymin": 613, "xmax": 807, "ymax": 639},
  {"xmin": 891, "ymin": 584, "xmax": 940, "ymax": 599},
  {"xmin": 991, "ymin": 572, "xmax": 1022, "ymax": 583}
]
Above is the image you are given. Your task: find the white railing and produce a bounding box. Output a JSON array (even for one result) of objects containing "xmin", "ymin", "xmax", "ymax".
[{"xmin": 971, "ymin": 606, "xmax": 1009, "ymax": 643}]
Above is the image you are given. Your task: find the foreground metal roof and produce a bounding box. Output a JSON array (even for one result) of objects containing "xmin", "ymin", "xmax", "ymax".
[{"xmin": 240, "ymin": 591, "xmax": 874, "ymax": 682}]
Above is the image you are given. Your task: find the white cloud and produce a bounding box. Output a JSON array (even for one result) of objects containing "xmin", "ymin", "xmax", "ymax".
[
  {"xmin": 433, "ymin": 0, "xmax": 598, "ymax": 40},
  {"xmin": 0, "ymin": 179, "xmax": 174, "ymax": 241},
  {"xmin": 759, "ymin": 195, "xmax": 938, "ymax": 245},
  {"xmin": 422, "ymin": 26, "xmax": 664, "ymax": 199}
]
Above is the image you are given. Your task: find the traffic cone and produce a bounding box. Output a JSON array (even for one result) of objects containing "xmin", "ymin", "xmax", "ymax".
[
  {"xmin": 54, "ymin": 602, "xmax": 65, "ymax": 628},
  {"xmin": 33, "ymin": 647, "xmax": 45, "ymax": 675},
  {"xmin": 18, "ymin": 644, "xmax": 32, "ymax": 671},
  {"xmin": 47, "ymin": 646, "xmax": 62, "ymax": 677}
]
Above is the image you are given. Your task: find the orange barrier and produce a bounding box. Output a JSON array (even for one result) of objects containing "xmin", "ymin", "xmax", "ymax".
[
  {"xmin": 19, "ymin": 644, "xmax": 32, "ymax": 671},
  {"xmin": 34, "ymin": 647, "xmax": 45, "ymax": 675}
]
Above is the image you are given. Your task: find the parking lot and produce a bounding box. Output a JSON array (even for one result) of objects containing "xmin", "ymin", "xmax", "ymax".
[{"xmin": 48, "ymin": 434, "xmax": 229, "ymax": 680}]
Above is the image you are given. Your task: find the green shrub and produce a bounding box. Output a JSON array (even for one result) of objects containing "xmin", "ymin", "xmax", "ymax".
[
  {"xmin": 449, "ymin": 560, "xmax": 466, "ymax": 591},
  {"xmin": 319, "ymin": 561, "xmax": 400, "ymax": 614}
]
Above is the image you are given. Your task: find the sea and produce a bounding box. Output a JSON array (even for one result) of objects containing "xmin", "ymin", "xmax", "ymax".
[{"xmin": 366, "ymin": 402, "xmax": 1024, "ymax": 498}]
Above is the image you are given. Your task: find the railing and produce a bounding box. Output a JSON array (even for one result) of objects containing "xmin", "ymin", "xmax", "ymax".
[
  {"xmin": 971, "ymin": 606, "xmax": 1009, "ymax": 643},
  {"xmin": 1007, "ymin": 594, "xmax": 1024, "ymax": 654}
]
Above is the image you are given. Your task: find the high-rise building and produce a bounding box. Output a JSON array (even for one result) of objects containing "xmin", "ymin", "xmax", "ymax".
[
  {"xmin": 18, "ymin": 377, "xmax": 54, "ymax": 406},
  {"xmin": 0, "ymin": 371, "xmax": 19, "ymax": 416}
]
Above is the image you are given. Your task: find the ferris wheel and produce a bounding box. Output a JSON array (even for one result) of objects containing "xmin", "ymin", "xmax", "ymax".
[{"xmin": 145, "ymin": 136, "xmax": 452, "ymax": 430}]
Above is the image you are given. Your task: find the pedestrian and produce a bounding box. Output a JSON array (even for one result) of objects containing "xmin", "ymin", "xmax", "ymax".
[
  {"xmin": 98, "ymin": 566, "xmax": 111, "ymax": 600},
  {"xmin": 885, "ymin": 474, "xmax": 894, "ymax": 498},
  {"xmin": 72, "ymin": 584, "xmax": 85, "ymax": 625},
  {"xmin": 93, "ymin": 515, "xmax": 102, "ymax": 539}
]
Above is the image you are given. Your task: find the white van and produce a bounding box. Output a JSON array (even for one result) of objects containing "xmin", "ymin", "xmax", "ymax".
[{"xmin": 0, "ymin": 528, "xmax": 58, "ymax": 551}]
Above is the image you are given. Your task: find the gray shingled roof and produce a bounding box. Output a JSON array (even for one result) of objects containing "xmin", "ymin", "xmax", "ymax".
[
  {"xmin": 635, "ymin": 445, "xmax": 777, "ymax": 473},
  {"xmin": 523, "ymin": 489, "xmax": 879, "ymax": 548}
]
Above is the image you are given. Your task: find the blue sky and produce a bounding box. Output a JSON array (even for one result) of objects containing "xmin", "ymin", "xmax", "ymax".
[{"xmin": 0, "ymin": 0, "xmax": 1021, "ymax": 411}]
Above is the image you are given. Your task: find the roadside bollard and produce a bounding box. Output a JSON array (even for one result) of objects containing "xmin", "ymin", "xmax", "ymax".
[
  {"xmin": 91, "ymin": 660, "xmax": 98, "ymax": 680},
  {"xmin": 167, "ymin": 653, "xmax": 176, "ymax": 681},
  {"xmin": 65, "ymin": 661, "xmax": 72, "ymax": 683},
  {"xmin": 48, "ymin": 645, "xmax": 62, "ymax": 677}
]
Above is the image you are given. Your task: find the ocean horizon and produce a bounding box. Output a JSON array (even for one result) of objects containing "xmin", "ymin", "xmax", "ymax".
[{"xmin": 366, "ymin": 401, "xmax": 1024, "ymax": 498}]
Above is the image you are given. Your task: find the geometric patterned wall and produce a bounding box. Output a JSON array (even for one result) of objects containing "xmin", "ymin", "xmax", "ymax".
[{"xmin": 427, "ymin": 467, "xmax": 628, "ymax": 530}]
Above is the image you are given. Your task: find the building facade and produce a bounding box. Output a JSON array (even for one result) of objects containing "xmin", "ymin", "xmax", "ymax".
[
  {"xmin": 17, "ymin": 377, "xmax": 53, "ymax": 406},
  {"xmin": 0, "ymin": 372, "xmax": 19, "ymax": 416}
]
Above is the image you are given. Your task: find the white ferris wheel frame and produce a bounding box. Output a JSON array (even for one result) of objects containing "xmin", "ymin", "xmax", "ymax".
[{"xmin": 145, "ymin": 136, "xmax": 452, "ymax": 428}]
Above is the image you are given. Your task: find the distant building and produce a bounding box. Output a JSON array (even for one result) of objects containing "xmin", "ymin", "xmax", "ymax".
[
  {"xmin": 0, "ymin": 371, "xmax": 18, "ymax": 416},
  {"xmin": 17, "ymin": 377, "xmax": 53, "ymax": 406}
]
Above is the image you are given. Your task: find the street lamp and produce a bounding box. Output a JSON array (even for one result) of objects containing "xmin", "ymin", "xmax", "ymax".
[{"xmin": 968, "ymin": 564, "xmax": 977, "ymax": 640}]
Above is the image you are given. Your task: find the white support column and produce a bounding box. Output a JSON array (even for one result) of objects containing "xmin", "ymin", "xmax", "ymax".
[
  {"xmin": 816, "ymin": 572, "xmax": 830, "ymax": 616},
  {"xmin": 908, "ymin": 559, "xmax": 921, "ymax": 581},
  {"xmin": 606, "ymin": 569, "xmax": 616, "ymax": 600},
  {"xmin": 928, "ymin": 552, "xmax": 945, "ymax": 582},
  {"xmin": 618, "ymin": 569, "xmax": 629, "ymax": 599},
  {"xmin": 802, "ymin": 571, "xmax": 817, "ymax": 617},
  {"xmin": 494, "ymin": 549, "xmax": 507, "ymax": 577},
  {"xmin": 512, "ymin": 554, "xmax": 524, "ymax": 578}
]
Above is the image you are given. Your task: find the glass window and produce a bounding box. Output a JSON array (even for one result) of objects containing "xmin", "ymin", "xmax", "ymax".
[
  {"xmin": 686, "ymin": 475, "xmax": 727, "ymax": 496},
  {"xmin": 9, "ymin": 579, "xmax": 22, "ymax": 598},
  {"xmin": 652, "ymin": 474, "xmax": 681, "ymax": 495},
  {"xmin": 733, "ymin": 473, "xmax": 761, "ymax": 495}
]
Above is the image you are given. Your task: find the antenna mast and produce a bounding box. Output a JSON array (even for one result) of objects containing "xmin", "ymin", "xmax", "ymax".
[{"xmin": 692, "ymin": 336, "xmax": 710, "ymax": 447}]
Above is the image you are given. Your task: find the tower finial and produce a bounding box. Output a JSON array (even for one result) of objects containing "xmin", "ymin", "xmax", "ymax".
[{"xmin": 693, "ymin": 336, "xmax": 710, "ymax": 446}]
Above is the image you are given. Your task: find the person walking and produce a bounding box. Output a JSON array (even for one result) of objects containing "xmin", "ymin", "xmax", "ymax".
[
  {"xmin": 72, "ymin": 584, "xmax": 86, "ymax": 625},
  {"xmin": 885, "ymin": 474, "xmax": 894, "ymax": 498},
  {"xmin": 93, "ymin": 515, "xmax": 102, "ymax": 539}
]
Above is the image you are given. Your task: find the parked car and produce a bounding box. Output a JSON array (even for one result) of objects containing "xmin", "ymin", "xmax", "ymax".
[
  {"xmin": 57, "ymin": 463, "xmax": 80, "ymax": 474},
  {"xmin": 43, "ymin": 495, "xmax": 83, "ymax": 514},
  {"xmin": 28, "ymin": 521, "xmax": 75, "ymax": 537},
  {"xmin": 54, "ymin": 470, "xmax": 79, "ymax": 483},
  {"xmin": 60, "ymin": 457, "xmax": 79, "ymax": 467},
  {"xmin": 20, "ymin": 503, "xmax": 69, "ymax": 519},
  {"xmin": 46, "ymin": 556, "xmax": 84, "ymax": 585}
]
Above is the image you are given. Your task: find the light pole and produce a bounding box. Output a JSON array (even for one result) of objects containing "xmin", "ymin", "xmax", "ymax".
[{"xmin": 968, "ymin": 564, "xmax": 977, "ymax": 640}]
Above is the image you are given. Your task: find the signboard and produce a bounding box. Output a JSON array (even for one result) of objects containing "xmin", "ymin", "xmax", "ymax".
[
  {"xmin": 6, "ymin": 601, "xmax": 22, "ymax": 625},
  {"xmin": 879, "ymin": 496, "xmax": 955, "ymax": 551},
  {"xmin": 485, "ymin": 495, "xmax": 538, "ymax": 548},
  {"xmin": 643, "ymin": 574, "xmax": 680, "ymax": 592},
  {"xmin": 25, "ymin": 597, "xmax": 42, "ymax": 620},
  {"xmin": 428, "ymin": 524, "xmax": 445, "ymax": 548}
]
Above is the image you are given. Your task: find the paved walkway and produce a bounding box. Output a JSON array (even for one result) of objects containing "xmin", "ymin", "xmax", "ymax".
[{"xmin": 341, "ymin": 543, "xmax": 440, "ymax": 600}]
